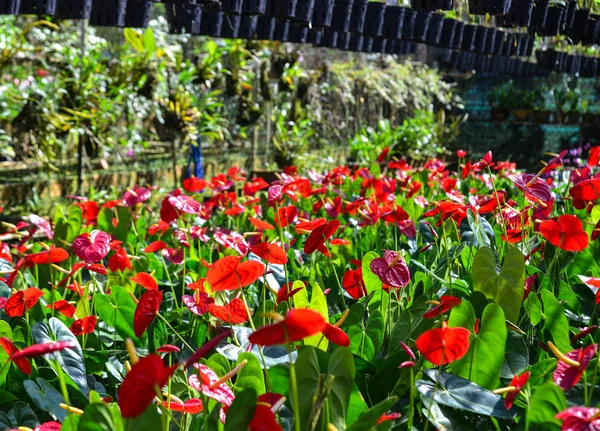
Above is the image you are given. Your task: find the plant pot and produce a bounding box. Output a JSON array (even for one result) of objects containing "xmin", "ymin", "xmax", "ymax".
[
  {"xmin": 484, "ymin": 27, "xmax": 496, "ymax": 54},
  {"xmin": 536, "ymin": 49, "xmax": 565, "ymax": 71},
  {"xmin": 461, "ymin": 23, "xmax": 476, "ymax": 51},
  {"xmin": 198, "ymin": 10, "xmax": 224, "ymax": 36},
  {"xmin": 473, "ymin": 26, "xmax": 487, "ymax": 53},
  {"xmin": 337, "ymin": 31, "xmax": 351, "ymax": 49},
  {"xmin": 582, "ymin": 14, "xmax": 600, "ymax": 45},
  {"xmin": 0, "ymin": 0, "xmax": 20, "ymax": 14},
  {"xmin": 581, "ymin": 57, "xmax": 598, "ymax": 77},
  {"xmin": 288, "ymin": 22, "xmax": 309, "ymax": 42},
  {"xmin": 238, "ymin": 15, "xmax": 258, "ymax": 37},
  {"xmin": 492, "ymin": 29, "xmax": 504, "ymax": 54},
  {"xmin": 413, "ymin": 10, "xmax": 431, "ymax": 41},
  {"xmin": 438, "ymin": 18, "xmax": 456, "ymax": 48},
  {"xmin": 321, "ymin": 28, "xmax": 338, "ymax": 46},
  {"xmin": 529, "ymin": 0, "xmax": 549, "ymax": 30},
  {"xmin": 533, "ymin": 111, "xmax": 551, "ymax": 123},
  {"xmin": 273, "ymin": 19, "xmax": 290, "ymax": 41},
  {"xmin": 167, "ymin": 3, "xmax": 201, "ymax": 34},
  {"xmin": 311, "ymin": 0, "xmax": 334, "ymax": 26},
  {"xmin": 535, "ymin": 4, "xmax": 564, "ymax": 36},
  {"xmin": 425, "ymin": 12, "xmax": 444, "ymax": 44},
  {"xmin": 330, "ymin": 0, "xmax": 353, "ymax": 32},
  {"xmin": 363, "ymin": 2, "xmax": 386, "ymax": 37},
  {"xmin": 561, "ymin": 0, "xmax": 576, "ymax": 34},
  {"xmin": 20, "ymin": 0, "xmax": 56, "ymax": 15},
  {"xmin": 381, "ymin": 6, "xmax": 404, "ymax": 39},
  {"xmin": 468, "ymin": 0, "xmax": 510, "ymax": 15},
  {"xmin": 385, "ymin": 38, "xmax": 396, "ymax": 53},
  {"xmin": 55, "ymin": 0, "xmax": 92, "ymax": 19},
  {"xmin": 565, "ymin": 54, "xmax": 581, "ymax": 74},
  {"xmin": 516, "ymin": 33, "xmax": 528, "ymax": 56},
  {"xmin": 221, "ymin": 0, "xmax": 243, "ymax": 14},
  {"xmin": 410, "ymin": 0, "xmax": 452, "ymax": 11},
  {"xmin": 513, "ymin": 109, "xmax": 531, "ymax": 121},
  {"xmin": 569, "ymin": 9, "xmax": 589, "ymax": 43},
  {"xmin": 348, "ymin": 0, "xmax": 368, "ymax": 34},
  {"xmin": 241, "ymin": 0, "xmax": 266, "ymax": 15},
  {"xmin": 490, "ymin": 108, "xmax": 509, "ymax": 121},
  {"xmin": 360, "ymin": 36, "xmax": 373, "ymax": 52},
  {"xmin": 451, "ymin": 21, "xmax": 463, "ymax": 49},
  {"xmin": 497, "ymin": 0, "xmax": 534, "ymax": 27},
  {"xmin": 294, "ymin": 0, "xmax": 315, "ymax": 23},
  {"xmin": 221, "ymin": 14, "xmax": 241, "ymax": 37},
  {"xmin": 525, "ymin": 34, "xmax": 534, "ymax": 56},
  {"xmin": 307, "ymin": 28, "xmax": 322, "ymax": 44},
  {"xmin": 582, "ymin": 112, "xmax": 596, "ymax": 124},
  {"xmin": 563, "ymin": 113, "xmax": 580, "ymax": 124},
  {"xmin": 90, "ymin": 0, "xmax": 126, "ymax": 27},
  {"xmin": 401, "ymin": 8, "xmax": 416, "ymax": 40},
  {"xmin": 371, "ymin": 36, "xmax": 387, "ymax": 52},
  {"xmin": 266, "ymin": 0, "xmax": 296, "ymax": 19},
  {"xmin": 347, "ymin": 33, "xmax": 363, "ymax": 51},
  {"xmin": 501, "ymin": 32, "xmax": 513, "ymax": 56},
  {"xmin": 124, "ymin": 0, "xmax": 152, "ymax": 28}
]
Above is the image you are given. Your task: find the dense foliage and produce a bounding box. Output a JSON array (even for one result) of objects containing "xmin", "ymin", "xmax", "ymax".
[{"xmin": 1, "ymin": 144, "xmax": 600, "ymax": 430}]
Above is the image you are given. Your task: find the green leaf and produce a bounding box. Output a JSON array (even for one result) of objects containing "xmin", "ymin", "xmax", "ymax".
[
  {"xmin": 327, "ymin": 347, "xmax": 356, "ymax": 430},
  {"xmin": 304, "ymin": 282, "xmax": 329, "ymax": 350},
  {"xmin": 416, "ymin": 370, "xmax": 515, "ymax": 419},
  {"xmin": 450, "ymin": 303, "xmax": 507, "ymax": 389},
  {"xmin": 234, "ymin": 352, "xmax": 265, "ymax": 396},
  {"xmin": 347, "ymin": 383, "xmax": 368, "ymax": 426},
  {"xmin": 501, "ymin": 332, "xmax": 529, "ymax": 379},
  {"xmin": 223, "ymin": 388, "xmax": 258, "ymax": 431},
  {"xmin": 294, "ymin": 346, "xmax": 321, "ymax": 431},
  {"xmin": 77, "ymin": 403, "xmax": 116, "ymax": 431},
  {"xmin": 345, "ymin": 397, "xmax": 398, "ymax": 431},
  {"xmin": 124, "ymin": 404, "xmax": 162, "ymax": 431},
  {"xmin": 529, "ymin": 382, "xmax": 567, "ymax": 427},
  {"xmin": 472, "ymin": 246, "xmax": 525, "ymax": 323},
  {"xmin": 32, "ymin": 317, "xmax": 89, "ymax": 395},
  {"xmin": 14, "ymin": 401, "xmax": 39, "ymax": 429},
  {"xmin": 24, "ymin": 378, "xmax": 67, "ymax": 421},
  {"xmin": 97, "ymin": 207, "xmax": 113, "ymax": 234},
  {"xmin": 365, "ymin": 310, "xmax": 385, "ymax": 361},
  {"xmin": 124, "ymin": 28, "xmax": 145, "ymax": 53},
  {"xmin": 541, "ymin": 290, "xmax": 571, "ymax": 353},
  {"xmin": 95, "ymin": 286, "xmax": 139, "ymax": 345},
  {"xmin": 362, "ymin": 251, "xmax": 383, "ymax": 293}
]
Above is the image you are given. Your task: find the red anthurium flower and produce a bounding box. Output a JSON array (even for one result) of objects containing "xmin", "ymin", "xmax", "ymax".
[
  {"xmin": 162, "ymin": 398, "xmax": 203, "ymax": 414},
  {"xmin": 122, "ymin": 187, "xmax": 152, "ymax": 207},
  {"xmin": 131, "ymin": 273, "xmax": 158, "ymax": 291},
  {"xmin": 11, "ymin": 340, "xmax": 77, "ymax": 360},
  {"xmin": 509, "ymin": 173, "xmax": 553, "ymax": 204},
  {"xmin": 503, "ymin": 371, "xmax": 530, "ymax": 409},
  {"xmin": 183, "ymin": 176, "xmax": 207, "ymax": 193},
  {"xmin": 4, "ymin": 288, "xmax": 44, "ymax": 317},
  {"xmin": 304, "ymin": 220, "xmax": 340, "ymax": 255},
  {"xmin": 66, "ymin": 280, "xmax": 84, "ymax": 296},
  {"xmin": 73, "ymin": 230, "xmax": 111, "ymax": 263},
  {"xmin": 70, "ymin": 316, "xmax": 97, "ymax": 336},
  {"xmin": 144, "ymin": 241, "xmax": 168, "ymax": 253},
  {"xmin": 295, "ymin": 218, "xmax": 327, "ymax": 234},
  {"xmin": 183, "ymin": 291, "xmax": 214, "ymax": 316},
  {"xmin": 552, "ymin": 343, "xmax": 597, "ymax": 391},
  {"xmin": 570, "ymin": 177, "xmax": 600, "ymax": 209},
  {"xmin": 148, "ymin": 221, "xmax": 170, "ymax": 236},
  {"xmin": 0, "ymin": 337, "xmax": 32, "ymax": 375},
  {"xmin": 207, "ymin": 256, "xmax": 265, "ymax": 291},
  {"xmin": 184, "ymin": 330, "xmax": 232, "ymax": 369},
  {"xmin": 157, "ymin": 344, "xmax": 181, "ymax": 353},
  {"xmin": 423, "ymin": 296, "xmax": 462, "ymax": 319},
  {"xmin": 377, "ymin": 412, "xmax": 402, "ymax": 425},
  {"xmin": 118, "ymin": 354, "xmax": 178, "ymax": 418},
  {"xmin": 274, "ymin": 206, "xmax": 298, "ymax": 228},
  {"xmin": 370, "ymin": 250, "xmax": 411, "ymax": 288},
  {"xmin": 571, "ymin": 326, "xmax": 598, "ymax": 345},
  {"xmin": 35, "ymin": 421, "xmax": 63, "ymax": 431},
  {"xmin": 276, "ymin": 282, "xmax": 305, "ymax": 305},
  {"xmin": 415, "ymin": 323, "xmax": 471, "ymax": 365},
  {"xmin": 26, "ymin": 247, "xmax": 69, "ymax": 265},
  {"xmin": 249, "ymin": 404, "xmax": 283, "ymax": 431},
  {"xmin": 244, "ymin": 178, "xmax": 270, "ymax": 196},
  {"xmin": 108, "ymin": 247, "xmax": 132, "ymax": 272},
  {"xmin": 134, "ymin": 290, "xmax": 163, "ymax": 337},
  {"xmin": 188, "ymin": 363, "xmax": 235, "ymax": 407},
  {"xmin": 323, "ymin": 323, "xmax": 350, "ymax": 347},
  {"xmin": 208, "ymin": 298, "xmax": 249, "ymax": 324},
  {"xmin": 250, "ymin": 242, "xmax": 288, "ymax": 265},
  {"xmin": 46, "ymin": 300, "xmax": 76, "ymax": 318},
  {"xmin": 342, "ymin": 268, "xmax": 366, "ymax": 299},
  {"xmin": 556, "ymin": 406, "xmax": 600, "ymax": 431},
  {"xmin": 248, "ymin": 309, "xmax": 327, "ymax": 346},
  {"xmin": 539, "ymin": 215, "xmax": 589, "ymax": 252},
  {"xmin": 248, "ymin": 217, "xmax": 275, "ymax": 231}
]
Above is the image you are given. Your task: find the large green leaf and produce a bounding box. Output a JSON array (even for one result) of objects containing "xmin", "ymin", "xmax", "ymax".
[
  {"xmin": 472, "ymin": 246, "xmax": 525, "ymax": 323},
  {"xmin": 306, "ymin": 283, "xmax": 329, "ymax": 350},
  {"xmin": 541, "ymin": 290, "xmax": 571, "ymax": 353},
  {"xmin": 528, "ymin": 382, "xmax": 566, "ymax": 427},
  {"xmin": 234, "ymin": 352, "xmax": 265, "ymax": 396},
  {"xmin": 95, "ymin": 285, "xmax": 139, "ymax": 345},
  {"xmin": 77, "ymin": 403, "xmax": 117, "ymax": 431},
  {"xmin": 449, "ymin": 303, "xmax": 507, "ymax": 389},
  {"xmin": 24, "ymin": 378, "xmax": 67, "ymax": 421},
  {"xmin": 327, "ymin": 347, "xmax": 355, "ymax": 430},
  {"xmin": 124, "ymin": 404, "xmax": 162, "ymax": 431},
  {"xmin": 416, "ymin": 370, "xmax": 515, "ymax": 419},
  {"xmin": 345, "ymin": 397, "xmax": 398, "ymax": 431},
  {"xmin": 294, "ymin": 346, "xmax": 321, "ymax": 431},
  {"xmin": 501, "ymin": 332, "xmax": 529, "ymax": 379},
  {"xmin": 362, "ymin": 251, "xmax": 383, "ymax": 293},
  {"xmin": 14, "ymin": 402, "xmax": 39, "ymax": 429},
  {"xmin": 224, "ymin": 388, "xmax": 257, "ymax": 431},
  {"xmin": 32, "ymin": 317, "xmax": 89, "ymax": 395}
]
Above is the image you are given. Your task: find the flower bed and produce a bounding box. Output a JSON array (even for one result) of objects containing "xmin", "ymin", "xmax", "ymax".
[{"xmin": 0, "ymin": 149, "xmax": 599, "ymax": 430}]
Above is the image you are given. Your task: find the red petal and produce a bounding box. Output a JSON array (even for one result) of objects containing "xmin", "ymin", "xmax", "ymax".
[
  {"xmin": 208, "ymin": 298, "xmax": 249, "ymax": 324},
  {"xmin": 28, "ymin": 247, "xmax": 69, "ymax": 265},
  {"xmin": 323, "ymin": 324, "xmax": 350, "ymax": 346},
  {"xmin": 249, "ymin": 404, "xmax": 282, "ymax": 431},
  {"xmin": 157, "ymin": 344, "xmax": 181, "ymax": 353},
  {"xmin": 162, "ymin": 399, "xmax": 203, "ymax": 414},
  {"xmin": 131, "ymin": 273, "xmax": 158, "ymax": 291},
  {"xmin": 46, "ymin": 300, "xmax": 76, "ymax": 318},
  {"xmin": 415, "ymin": 326, "xmax": 471, "ymax": 365},
  {"xmin": 70, "ymin": 316, "xmax": 97, "ymax": 336},
  {"xmin": 248, "ymin": 309, "xmax": 327, "ymax": 346},
  {"xmin": 144, "ymin": 241, "xmax": 168, "ymax": 253},
  {"xmin": 0, "ymin": 337, "xmax": 32, "ymax": 375},
  {"xmin": 11, "ymin": 340, "xmax": 77, "ymax": 360},
  {"xmin": 134, "ymin": 290, "xmax": 163, "ymax": 337}
]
